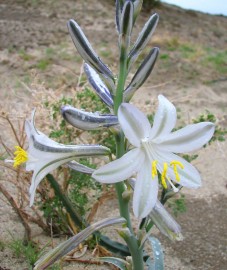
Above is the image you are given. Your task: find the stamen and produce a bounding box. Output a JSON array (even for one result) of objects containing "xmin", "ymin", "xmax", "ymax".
[
  {"xmin": 161, "ymin": 162, "xmax": 168, "ymax": 189},
  {"xmin": 161, "ymin": 162, "xmax": 179, "ymax": 192},
  {"xmin": 170, "ymin": 160, "xmax": 184, "ymax": 182},
  {"xmin": 151, "ymin": 160, "xmax": 158, "ymax": 179},
  {"xmin": 13, "ymin": 146, "xmax": 28, "ymax": 167}
]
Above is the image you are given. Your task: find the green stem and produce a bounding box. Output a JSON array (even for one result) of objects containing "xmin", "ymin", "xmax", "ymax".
[
  {"xmin": 46, "ymin": 174, "xmax": 84, "ymax": 229},
  {"xmin": 114, "ymin": 131, "xmax": 133, "ymax": 232},
  {"xmin": 114, "ymin": 45, "xmax": 128, "ymax": 114},
  {"xmin": 112, "ymin": 36, "xmax": 144, "ymax": 269},
  {"xmin": 113, "ymin": 44, "xmax": 132, "ymax": 231},
  {"xmin": 125, "ymin": 236, "xmax": 144, "ymax": 270}
]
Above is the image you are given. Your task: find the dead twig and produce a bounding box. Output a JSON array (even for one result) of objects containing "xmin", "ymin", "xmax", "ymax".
[
  {"xmin": 21, "ymin": 210, "xmax": 49, "ymax": 232},
  {"xmin": 0, "ymin": 183, "xmax": 31, "ymax": 242},
  {"xmin": 3, "ymin": 115, "xmax": 22, "ymax": 146}
]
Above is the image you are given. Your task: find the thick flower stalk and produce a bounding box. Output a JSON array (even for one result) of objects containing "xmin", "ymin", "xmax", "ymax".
[
  {"xmin": 92, "ymin": 95, "xmax": 215, "ymax": 218},
  {"xmin": 13, "ymin": 111, "xmax": 110, "ymax": 206}
]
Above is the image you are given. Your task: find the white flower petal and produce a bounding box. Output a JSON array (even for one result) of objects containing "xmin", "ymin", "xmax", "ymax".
[
  {"xmin": 118, "ymin": 103, "xmax": 151, "ymax": 147},
  {"xmin": 156, "ymin": 122, "xmax": 215, "ymax": 153},
  {"xmin": 133, "ymin": 160, "xmax": 158, "ymax": 219},
  {"xmin": 149, "ymin": 95, "xmax": 177, "ymax": 140},
  {"xmin": 25, "ymin": 120, "xmax": 32, "ymax": 138},
  {"xmin": 29, "ymin": 157, "xmax": 76, "ymax": 206},
  {"xmin": 92, "ymin": 148, "xmax": 145, "ymax": 183},
  {"xmin": 155, "ymin": 150, "xmax": 201, "ymax": 188}
]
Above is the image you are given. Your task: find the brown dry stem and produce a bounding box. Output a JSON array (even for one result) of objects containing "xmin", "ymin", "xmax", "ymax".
[{"xmin": 0, "ymin": 183, "xmax": 31, "ymax": 242}]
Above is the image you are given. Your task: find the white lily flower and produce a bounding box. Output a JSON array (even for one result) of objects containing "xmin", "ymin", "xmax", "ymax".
[
  {"xmin": 92, "ymin": 95, "xmax": 215, "ymax": 218},
  {"xmin": 13, "ymin": 111, "xmax": 110, "ymax": 206}
]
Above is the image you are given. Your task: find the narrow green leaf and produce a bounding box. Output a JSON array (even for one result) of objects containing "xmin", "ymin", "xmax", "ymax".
[
  {"xmin": 100, "ymin": 257, "xmax": 129, "ymax": 270},
  {"xmin": 98, "ymin": 234, "xmax": 130, "ymax": 257}
]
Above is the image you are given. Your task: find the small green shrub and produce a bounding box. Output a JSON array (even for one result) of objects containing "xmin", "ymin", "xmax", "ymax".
[
  {"xmin": 168, "ymin": 194, "xmax": 187, "ymax": 217},
  {"xmin": 8, "ymin": 238, "xmax": 61, "ymax": 269},
  {"xmin": 193, "ymin": 111, "xmax": 227, "ymax": 143},
  {"xmin": 143, "ymin": 0, "xmax": 161, "ymax": 10},
  {"xmin": 8, "ymin": 239, "xmax": 39, "ymax": 266}
]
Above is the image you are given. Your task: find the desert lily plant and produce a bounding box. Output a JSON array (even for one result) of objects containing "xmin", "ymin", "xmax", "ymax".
[{"xmin": 12, "ymin": 1, "xmax": 215, "ymax": 269}]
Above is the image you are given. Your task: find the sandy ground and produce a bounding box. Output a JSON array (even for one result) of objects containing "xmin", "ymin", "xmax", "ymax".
[{"xmin": 0, "ymin": 0, "xmax": 227, "ymax": 269}]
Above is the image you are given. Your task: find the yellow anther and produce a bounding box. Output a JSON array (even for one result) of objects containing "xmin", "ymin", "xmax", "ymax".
[
  {"xmin": 13, "ymin": 146, "xmax": 28, "ymax": 167},
  {"xmin": 170, "ymin": 160, "xmax": 184, "ymax": 169},
  {"xmin": 151, "ymin": 160, "xmax": 158, "ymax": 179},
  {"xmin": 170, "ymin": 160, "xmax": 184, "ymax": 182},
  {"xmin": 161, "ymin": 162, "xmax": 168, "ymax": 189}
]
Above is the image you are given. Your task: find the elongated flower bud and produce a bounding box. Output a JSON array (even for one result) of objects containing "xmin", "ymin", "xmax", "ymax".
[
  {"xmin": 119, "ymin": 1, "xmax": 134, "ymax": 52},
  {"xmin": 120, "ymin": 1, "xmax": 133, "ymax": 36},
  {"xmin": 116, "ymin": 0, "xmax": 143, "ymax": 33},
  {"xmin": 128, "ymin": 178, "xmax": 182, "ymax": 241},
  {"xmin": 132, "ymin": 0, "xmax": 143, "ymax": 24},
  {"xmin": 115, "ymin": 0, "xmax": 123, "ymax": 33},
  {"xmin": 84, "ymin": 63, "xmax": 114, "ymax": 107},
  {"xmin": 61, "ymin": 105, "xmax": 118, "ymax": 130},
  {"xmin": 67, "ymin": 161, "xmax": 95, "ymax": 174},
  {"xmin": 128, "ymin": 13, "xmax": 159, "ymax": 68},
  {"xmin": 149, "ymin": 201, "xmax": 183, "ymax": 241},
  {"xmin": 124, "ymin": 47, "xmax": 159, "ymax": 102},
  {"xmin": 67, "ymin": 20, "xmax": 114, "ymax": 82}
]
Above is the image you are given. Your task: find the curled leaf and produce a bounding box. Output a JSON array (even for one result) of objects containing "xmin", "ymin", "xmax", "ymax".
[
  {"xmin": 146, "ymin": 237, "xmax": 164, "ymax": 270},
  {"xmin": 34, "ymin": 217, "xmax": 126, "ymax": 270}
]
